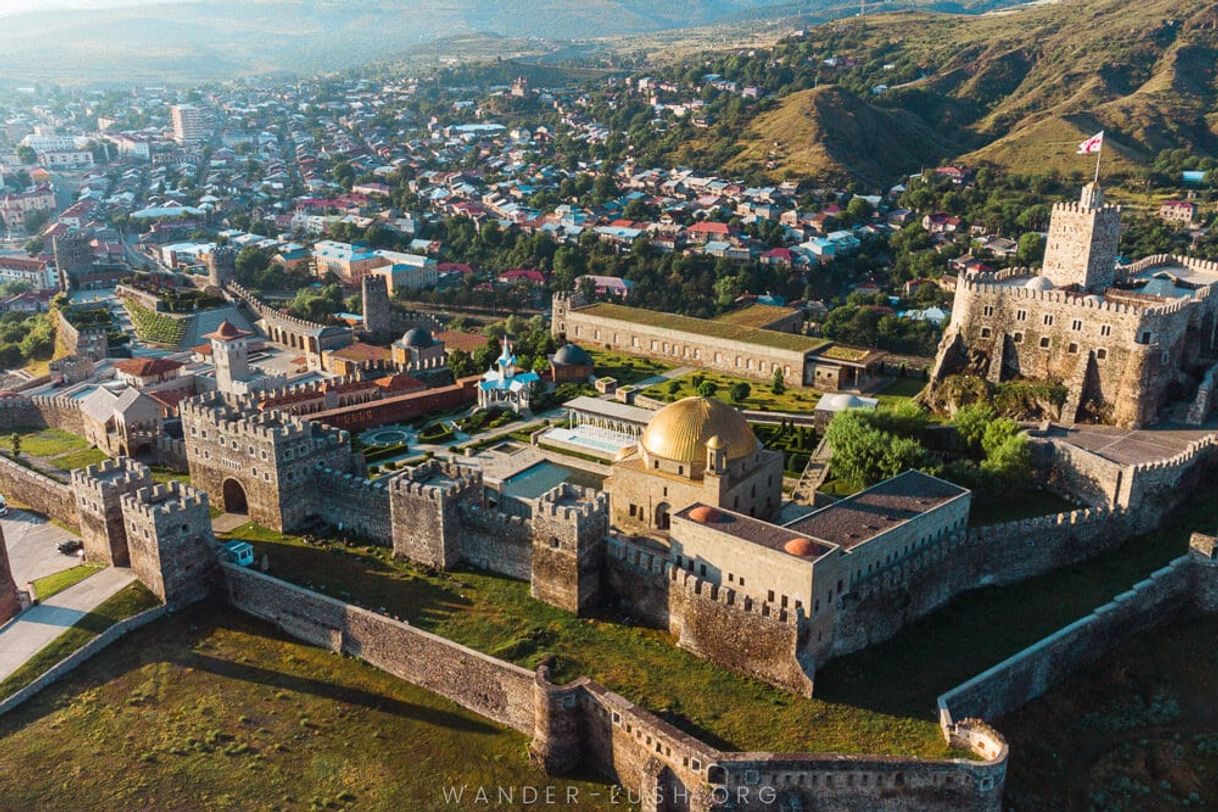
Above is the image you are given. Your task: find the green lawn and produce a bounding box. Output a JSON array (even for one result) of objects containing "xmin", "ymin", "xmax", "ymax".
[
  {"xmin": 874, "ymin": 376, "xmax": 927, "ymax": 408},
  {"xmin": 223, "ymin": 522, "xmax": 958, "ymax": 760},
  {"xmin": 150, "ymin": 466, "xmax": 191, "ymax": 485},
  {"xmin": 641, "ymin": 370, "xmax": 820, "ymax": 414},
  {"xmin": 46, "ymin": 446, "xmax": 110, "ymax": 472},
  {"xmin": 0, "ymin": 582, "xmax": 160, "ymax": 701},
  {"xmin": 31, "ymin": 563, "xmax": 103, "ymax": 600},
  {"xmin": 1000, "ymin": 615, "xmax": 1218, "ymax": 810},
  {"xmin": 0, "ymin": 427, "xmax": 91, "ymax": 458},
  {"xmin": 0, "ymin": 605, "xmax": 618, "ymax": 810},
  {"xmin": 814, "ymin": 469, "xmax": 1218, "ymax": 721},
  {"xmin": 588, "ymin": 348, "xmax": 672, "ymax": 386}
]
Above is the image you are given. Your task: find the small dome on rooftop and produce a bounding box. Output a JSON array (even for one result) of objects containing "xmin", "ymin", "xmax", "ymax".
[
  {"xmin": 401, "ymin": 327, "xmax": 434, "ymax": 348},
  {"xmin": 688, "ymin": 505, "xmax": 723, "ymax": 524},
  {"xmin": 1024, "ymin": 276, "xmax": 1055, "ymax": 291},
  {"xmin": 784, "ymin": 538, "xmax": 818, "ymax": 557},
  {"xmin": 551, "ymin": 343, "xmax": 593, "ymax": 366}
]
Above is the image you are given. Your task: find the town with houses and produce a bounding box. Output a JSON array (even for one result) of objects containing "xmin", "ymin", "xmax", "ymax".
[{"xmin": 0, "ymin": 10, "xmax": 1216, "ymax": 812}]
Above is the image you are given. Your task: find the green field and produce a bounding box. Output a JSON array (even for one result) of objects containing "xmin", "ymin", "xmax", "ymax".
[
  {"xmin": 31, "ymin": 563, "xmax": 103, "ymax": 601},
  {"xmin": 46, "ymin": 446, "xmax": 110, "ymax": 472},
  {"xmin": 224, "ymin": 522, "xmax": 958, "ymax": 760},
  {"xmin": 0, "ymin": 427, "xmax": 92, "ymax": 458},
  {"xmin": 579, "ymin": 302, "xmax": 829, "ymax": 353},
  {"xmin": 0, "ymin": 605, "xmax": 619, "ymax": 810},
  {"xmin": 1000, "ymin": 615, "xmax": 1218, "ymax": 810},
  {"xmin": 641, "ymin": 370, "xmax": 819, "ymax": 414},
  {"xmin": 0, "ymin": 582, "xmax": 160, "ymax": 701}
]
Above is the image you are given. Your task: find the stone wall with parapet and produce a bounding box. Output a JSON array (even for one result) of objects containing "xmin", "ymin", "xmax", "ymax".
[
  {"xmin": 223, "ymin": 561, "xmax": 1007, "ymax": 810},
  {"xmin": 0, "ymin": 394, "xmax": 85, "ymax": 435},
  {"xmin": 604, "ymin": 536, "xmax": 812, "ymax": 696},
  {"xmin": 938, "ymin": 538, "xmax": 1218, "ymax": 726},
  {"xmin": 314, "ymin": 465, "xmax": 392, "ymax": 543},
  {"xmin": 833, "ymin": 505, "xmax": 1132, "ymax": 658},
  {"xmin": 1119, "ymin": 434, "xmax": 1218, "ymax": 516},
  {"xmin": 0, "ymin": 455, "xmax": 78, "ymax": 529},
  {"xmin": 54, "ymin": 309, "xmax": 108, "ymax": 361},
  {"xmin": 1036, "ymin": 437, "xmax": 1126, "ymax": 508},
  {"xmin": 223, "ymin": 564, "xmax": 536, "ymax": 733},
  {"xmin": 151, "ymin": 435, "xmax": 187, "ymax": 471},
  {"xmin": 460, "ymin": 506, "xmax": 534, "ymax": 580}
]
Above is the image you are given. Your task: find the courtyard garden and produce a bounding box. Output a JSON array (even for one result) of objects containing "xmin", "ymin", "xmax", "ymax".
[
  {"xmin": 587, "ymin": 349, "xmax": 671, "ymax": 386},
  {"xmin": 641, "ymin": 369, "xmax": 819, "ymax": 413},
  {"xmin": 0, "ymin": 605, "xmax": 618, "ymax": 810}
]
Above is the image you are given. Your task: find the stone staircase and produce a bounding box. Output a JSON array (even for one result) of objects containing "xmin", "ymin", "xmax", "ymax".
[{"xmin": 790, "ymin": 436, "xmax": 833, "ymax": 506}]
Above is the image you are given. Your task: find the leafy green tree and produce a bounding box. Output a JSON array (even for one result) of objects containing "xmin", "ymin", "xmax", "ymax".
[
  {"xmin": 1016, "ymin": 232, "xmax": 1046, "ymax": 265},
  {"xmin": 952, "ymin": 403, "xmax": 996, "ymax": 454},
  {"xmin": 447, "ymin": 349, "xmax": 474, "ymax": 379},
  {"xmin": 729, "ymin": 382, "xmax": 751, "ymax": 404},
  {"xmin": 697, "ymin": 380, "xmax": 718, "ymax": 399},
  {"xmin": 666, "ymin": 379, "xmax": 681, "ymax": 398},
  {"xmin": 9, "ymin": 433, "xmax": 20, "ymax": 458},
  {"xmin": 981, "ymin": 433, "xmax": 1032, "ymax": 485},
  {"xmin": 16, "ymin": 145, "xmax": 35, "ymax": 165}
]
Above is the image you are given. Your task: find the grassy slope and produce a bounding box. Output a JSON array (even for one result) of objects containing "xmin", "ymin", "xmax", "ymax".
[
  {"xmin": 1000, "ymin": 615, "xmax": 1218, "ymax": 809},
  {"xmin": 0, "ymin": 582, "xmax": 160, "ymax": 701},
  {"xmin": 728, "ymin": 85, "xmax": 958, "ymax": 186},
  {"xmin": 735, "ymin": 0, "xmax": 1218, "ymax": 181},
  {"xmin": 228, "ymin": 522, "xmax": 957, "ymax": 759},
  {"xmin": 30, "ymin": 564, "xmax": 103, "ymax": 601},
  {"xmin": 0, "ymin": 604, "xmax": 618, "ymax": 810}
]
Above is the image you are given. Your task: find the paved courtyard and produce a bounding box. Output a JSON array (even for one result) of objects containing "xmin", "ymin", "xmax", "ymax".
[{"xmin": 2, "ymin": 510, "xmax": 81, "ymax": 588}]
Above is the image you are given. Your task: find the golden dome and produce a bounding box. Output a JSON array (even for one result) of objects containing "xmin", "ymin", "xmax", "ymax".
[{"xmin": 640, "ymin": 397, "xmax": 757, "ymax": 464}]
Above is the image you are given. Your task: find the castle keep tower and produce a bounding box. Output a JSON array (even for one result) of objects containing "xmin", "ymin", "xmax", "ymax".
[
  {"xmin": 72, "ymin": 458, "xmax": 155, "ymax": 566},
  {"xmin": 1041, "ymin": 182, "xmax": 1121, "ymax": 292},
  {"xmin": 389, "ymin": 460, "xmax": 483, "ymax": 569},
  {"xmin": 0, "ymin": 524, "xmax": 22, "ymax": 624}
]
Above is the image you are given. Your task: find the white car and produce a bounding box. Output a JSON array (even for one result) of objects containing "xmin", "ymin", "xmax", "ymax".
[{"xmin": 0, "ymin": 494, "xmax": 8, "ymax": 517}]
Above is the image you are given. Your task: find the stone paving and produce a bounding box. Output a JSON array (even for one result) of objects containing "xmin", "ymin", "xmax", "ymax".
[
  {"xmin": 2, "ymin": 510, "xmax": 81, "ymax": 588},
  {"xmin": 1046, "ymin": 421, "xmax": 1218, "ymax": 466}
]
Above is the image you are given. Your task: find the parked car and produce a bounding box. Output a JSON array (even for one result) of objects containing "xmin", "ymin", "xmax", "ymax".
[
  {"xmin": 57, "ymin": 539, "xmax": 83, "ymax": 555},
  {"xmin": 0, "ymin": 494, "xmax": 7, "ymax": 517}
]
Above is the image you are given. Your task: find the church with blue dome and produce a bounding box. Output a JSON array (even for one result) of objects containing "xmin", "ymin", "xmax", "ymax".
[{"xmin": 478, "ymin": 337, "xmax": 540, "ymax": 413}]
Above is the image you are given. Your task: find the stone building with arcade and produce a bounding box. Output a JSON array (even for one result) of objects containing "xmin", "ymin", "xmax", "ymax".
[{"xmin": 931, "ymin": 182, "xmax": 1218, "ymax": 427}]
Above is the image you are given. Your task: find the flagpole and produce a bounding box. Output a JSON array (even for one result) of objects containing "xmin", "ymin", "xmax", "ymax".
[{"xmin": 1094, "ymin": 140, "xmax": 1102, "ymax": 184}]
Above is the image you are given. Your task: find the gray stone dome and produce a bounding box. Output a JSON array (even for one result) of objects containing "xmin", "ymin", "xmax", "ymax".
[
  {"xmin": 1024, "ymin": 276, "xmax": 1055, "ymax": 291},
  {"xmin": 401, "ymin": 327, "xmax": 434, "ymax": 348},
  {"xmin": 552, "ymin": 343, "xmax": 593, "ymax": 366}
]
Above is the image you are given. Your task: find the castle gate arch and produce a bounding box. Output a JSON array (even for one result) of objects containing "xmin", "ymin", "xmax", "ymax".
[
  {"xmin": 222, "ymin": 478, "xmax": 249, "ymax": 514},
  {"xmin": 653, "ymin": 766, "xmax": 689, "ymax": 812},
  {"xmin": 654, "ymin": 502, "xmax": 671, "ymax": 531}
]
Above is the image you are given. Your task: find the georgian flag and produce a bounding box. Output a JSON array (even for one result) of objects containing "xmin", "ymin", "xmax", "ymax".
[{"xmin": 1077, "ymin": 131, "xmax": 1104, "ymax": 155}]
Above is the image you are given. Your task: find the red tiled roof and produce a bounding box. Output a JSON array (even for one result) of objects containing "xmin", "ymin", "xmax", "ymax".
[
  {"xmin": 204, "ymin": 320, "xmax": 248, "ymax": 341},
  {"xmin": 114, "ymin": 357, "xmax": 183, "ymax": 377}
]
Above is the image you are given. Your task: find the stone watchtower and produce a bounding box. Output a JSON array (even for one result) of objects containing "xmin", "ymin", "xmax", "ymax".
[
  {"xmin": 1041, "ymin": 182, "xmax": 1121, "ymax": 293},
  {"xmin": 389, "ymin": 461, "xmax": 483, "ymax": 569},
  {"xmin": 71, "ymin": 458, "xmax": 155, "ymax": 566},
  {"xmin": 361, "ymin": 272, "xmax": 394, "ymax": 342},
  {"xmin": 206, "ymin": 320, "xmax": 251, "ymax": 394},
  {"xmin": 528, "ymin": 485, "xmax": 609, "ymax": 615},
  {"xmin": 120, "ymin": 481, "xmax": 219, "ymax": 607},
  {"xmin": 206, "ymin": 244, "xmax": 236, "ymax": 288},
  {"xmin": 0, "ymin": 524, "xmax": 22, "ymax": 624}
]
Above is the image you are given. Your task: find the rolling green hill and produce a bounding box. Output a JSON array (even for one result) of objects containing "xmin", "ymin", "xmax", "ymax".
[{"xmin": 719, "ymin": 0, "xmax": 1218, "ymax": 183}]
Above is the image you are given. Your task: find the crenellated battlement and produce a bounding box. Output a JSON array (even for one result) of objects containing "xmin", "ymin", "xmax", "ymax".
[
  {"xmin": 390, "ymin": 458, "xmax": 482, "ymax": 499},
  {"xmin": 315, "ymin": 464, "xmax": 388, "ymax": 494},
  {"xmin": 1051, "ymin": 199, "xmax": 1120, "ymax": 216},
  {"xmin": 71, "ymin": 457, "xmax": 154, "ymax": 498},
  {"xmin": 121, "ymin": 481, "xmax": 209, "ymax": 520},
  {"xmin": 968, "ymin": 505, "xmax": 1120, "ymax": 545},
  {"xmin": 182, "ymin": 390, "xmax": 349, "ymax": 446}
]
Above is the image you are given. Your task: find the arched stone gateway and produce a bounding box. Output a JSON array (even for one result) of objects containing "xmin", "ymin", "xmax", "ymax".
[{"xmin": 222, "ymin": 478, "xmax": 249, "ymax": 514}]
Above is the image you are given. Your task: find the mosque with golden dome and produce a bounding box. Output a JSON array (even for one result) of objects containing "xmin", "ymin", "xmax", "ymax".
[{"xmin": 605, "ymin": 395, "xmax": 784, "ymax": 533}]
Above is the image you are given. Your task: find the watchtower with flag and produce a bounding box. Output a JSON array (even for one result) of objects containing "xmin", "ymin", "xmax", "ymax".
[{"xmin": 1040, "ymin": 132, "xmax": 1121, "ymax": 293}]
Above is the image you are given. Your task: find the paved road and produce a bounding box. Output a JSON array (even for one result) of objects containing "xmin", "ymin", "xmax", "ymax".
[
  {"xmin": 0, "ymin": 566, "xmax": 136, "ymax": 682},
  {"xmin": 2, "ymin": 509, "xmax": 81, "ymax": 588}
]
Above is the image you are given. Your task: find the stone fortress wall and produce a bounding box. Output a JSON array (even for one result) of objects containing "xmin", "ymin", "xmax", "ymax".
[
  {"xmin": 223, "ymin": 561, "xmax": 1008, "ymax": 812},
  {"xmin": 933, "ymin": 254, "xmax": 1218, "ymax": 427},
  {"xmin": 939, "ymin": 533, "xmax": 1218, "ymax": 730},
  {"xmin": 0, "ymin": 454, "xmax": 78, "ymax": 529}
]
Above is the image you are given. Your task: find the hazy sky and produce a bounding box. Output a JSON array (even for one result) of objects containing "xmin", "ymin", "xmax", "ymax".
[{"xmin": 0, "ymin": 0, "xmax": 191, "ymax": 15}]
